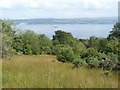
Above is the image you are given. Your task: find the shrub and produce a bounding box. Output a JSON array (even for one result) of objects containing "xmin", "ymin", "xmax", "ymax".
[
  {"xmin": 98, "ymin": 53, "xmax": 118, "ymax": 71},
  {"xmin": 53, "ymin": 44, "xmax": 75, "ymax": 62},
  {"xmin": 86, "ymin": 57, "xmax": 100, "ymax": 68},
  {"xmin": 72, "ymin": 42, "xmax": 86, "ymax": 56},
  {"xmin": 81, "ymin": 48, "xmax": 99, "ymax": 59},
  {"xmin": 106, "ymin": 53, "xmax": 118, "ymax": 63},
  {"xmin": 97, "ymin": 53, "xmax": 108, "ymax": 61},
  {"xmin": 106, "ymin": 53, "xmax": 118, "ymax": 70},
  {"xmin": 41, "ymin": 46, "xmax": 52, "ymax": 54},
  {"xmin": 105, "ymin": 38, "xmax": 119, "ymax": 54},
  {"xmin": 72, "ymin": 57, "xmax": 87, "ymax": 67}
]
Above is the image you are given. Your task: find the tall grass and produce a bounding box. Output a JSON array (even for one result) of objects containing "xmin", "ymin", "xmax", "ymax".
[
  {"xmin": 2, "ymin": 55, "xmax": 118, "ymax": 88},
  {"xmin": 0, "ymin": 59, "xmax": 2, "ymax": 89}
]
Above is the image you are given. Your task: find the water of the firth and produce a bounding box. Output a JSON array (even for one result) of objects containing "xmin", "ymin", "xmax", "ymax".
[{"xmin": 16, "ymin": 24, "xmax": 114, "ymax": 39}]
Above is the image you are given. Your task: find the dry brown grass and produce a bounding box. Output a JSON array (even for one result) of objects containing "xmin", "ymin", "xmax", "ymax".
[{"xmin": 2, "ymin": 55, "xmax": 118, "ymax": 88}]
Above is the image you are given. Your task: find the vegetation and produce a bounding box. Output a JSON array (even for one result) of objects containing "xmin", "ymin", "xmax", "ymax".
[
  {"xmin": 1, "ymin": 19, "xmax": 120, "ymax": 68},
  {"xmin": 13, "ymin": 30, "xmax": 52, "ymax": 55},
  {"xmin": 52, "ymin": 44, "xmax": 75, "ymax": 62},
  {"xmin": 2, "ymin": 55, "xmax": 118, "ymax": 88},
  {"xmin": 1, "ymin": 19, "xmax": 119, "ymax": 88},
  {"xmin": 0, "ymin": 20, "xmax": 15, "ymax": 59},
  {"xmin": 1, "ymin": 19, "xmax": 120, "ymax": 70}
]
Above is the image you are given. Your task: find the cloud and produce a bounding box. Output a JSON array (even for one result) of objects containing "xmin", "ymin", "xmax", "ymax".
[
  {"xmin": 82, "ymin": 0, "xmax": 103, "ymax": 10},
  {"xmin": 0, "ymin": 0, "xmax": 11, "ymax": 9},
  {"xmin": 0, "ymin": 0, "xmax": 118, "ymax": 9},
  {"xmin": 0, "ymin": 0, "xmax": 119, "ymax": 19}
]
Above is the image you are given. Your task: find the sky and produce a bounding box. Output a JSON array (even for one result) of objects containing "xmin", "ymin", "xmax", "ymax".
[{"xmin": 0, "ymin": 0, "xmax": 119, "ymax": 19}]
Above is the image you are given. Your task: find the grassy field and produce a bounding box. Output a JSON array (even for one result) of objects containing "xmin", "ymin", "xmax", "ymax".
[
  {"xmin": 2, "ymin": 55, "xmax": 118, "ymax": 88},
  {"xmin": 0, "ymin": 59, "xmax": 2, "ymax": 89}
]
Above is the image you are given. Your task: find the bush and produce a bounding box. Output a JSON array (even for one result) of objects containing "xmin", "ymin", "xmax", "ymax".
[
  {"xmin": 106, "ymin": 53, "xmax": 118, "ymax": 63},
  {"xmin": 81, "ymin": 48, "xmax": 99, "ymax": 59},
  {"xmin": 86, "ymin": 57, "xmax": 100, "ymax": 68},
  {"xmin": 72, "ymin": 57, "xmax": 87, "ymax": 67},
  {"xmin": 97, "ymin": 53, "xmax": 108, "ymax": 61},
  {"xmin": 72, "ymin": 42, "xmax": 86, "ymax": 56},
  {"xmin": 105, "ymin": 38, "xmax": 119, "ymax": 54},
  {"xmin": 98, "ymin": 53, "xmax": 118, "ymax": 71},
  {"xmin": 41, "ymin": 46, "xmax": 52, "ymax": 54},
  {"xmin": 106, "ymin": 53, "xmax": 118, "ymax": 70},
  {"xmin": 53, "ymin": 44, "xmax": 75, "ymax": 62}
]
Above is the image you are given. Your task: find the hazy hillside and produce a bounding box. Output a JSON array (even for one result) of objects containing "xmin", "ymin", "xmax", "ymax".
[{"xmin": 15, "ymin": 17, "xmax": 117, "ymax": 25}]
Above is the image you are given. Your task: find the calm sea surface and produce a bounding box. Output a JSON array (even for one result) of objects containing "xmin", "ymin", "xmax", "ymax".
[{"xmin": 16, "ymin": 24, "xmax": 113, "ymax": 39}]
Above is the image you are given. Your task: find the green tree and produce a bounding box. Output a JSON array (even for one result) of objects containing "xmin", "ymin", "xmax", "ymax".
[
  {"xmin": 87, "ymin": 36, "xmax": 98, "ymax": 49},
  {"xmin": 105, "ymin": 38, "xmax": 119, "ymax": 54},
  {"xmin": 108, "ymin": 23, "xmax": 120, "ymax": 39},
  {"xmin": 97, "ymin": 38, "xmax": 108, "ymax": 52},
  {"xmin": 108, "ymin": 23, "xmax": 120, "ymax": 70},
  {"xmin": 21, "ymin": 30, "xmax": 39, "ymax": 55},
  {"xmin": 52, "ymin": 30, "xmax": 77, "ymax": 46},
  {"xmin": 12, "ymin": 34, "xmax": 24, "ymax": 55},
  {"xmin": 0, "ymin": 19, "xmax": 15, "ymax": 59},
  {"xmin": 38, "ymin": 34, "xmax": 52, "ymax": 54}
]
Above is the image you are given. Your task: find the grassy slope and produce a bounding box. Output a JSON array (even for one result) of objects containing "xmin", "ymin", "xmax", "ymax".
[
  {"xmin": 2, "ymin": 55, "xmax": 118, "ymax": 88},
  {"xmin": 0, "ymin": 59, "xmax": 2, "ymax": 89}
]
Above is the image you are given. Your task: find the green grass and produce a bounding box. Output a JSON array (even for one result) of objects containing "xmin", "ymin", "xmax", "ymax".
[{"xmin": 2, "ymin": 55, "xmax": 118, "ymax": 88}]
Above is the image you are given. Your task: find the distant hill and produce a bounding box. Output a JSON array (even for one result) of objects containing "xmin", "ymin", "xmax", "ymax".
[{"xmin": 15, "ymin": 17, "xmax": 117, "ymax": 25}]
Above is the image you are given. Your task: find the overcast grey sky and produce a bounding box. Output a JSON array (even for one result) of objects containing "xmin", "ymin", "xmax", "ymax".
[{"xmin": 0, "ymin": 0, "xmax": 119, "ymax": 19}]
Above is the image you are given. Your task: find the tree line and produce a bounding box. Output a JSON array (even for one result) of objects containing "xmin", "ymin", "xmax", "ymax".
[{"xmin": 0, "ymin": 19, "xmax": 120, "ymax": 71}]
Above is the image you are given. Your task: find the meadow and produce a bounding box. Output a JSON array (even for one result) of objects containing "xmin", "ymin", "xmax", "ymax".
[{"xmin": 2, "ymin": 55, "xmax": 118, "ymax": 88}]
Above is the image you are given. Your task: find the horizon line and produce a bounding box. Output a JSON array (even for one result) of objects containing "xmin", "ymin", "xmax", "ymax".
[{"xmin": 12, "ymin": 16, "xmax": 117, "ymax": 20}]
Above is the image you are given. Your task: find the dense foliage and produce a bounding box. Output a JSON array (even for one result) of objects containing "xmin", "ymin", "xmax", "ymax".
[
  {"xmin": 13, "ymin": 30, "xmax": 52, "ymax": 55},
  {"xmin": 1, "ymin": 19, "xmax": 120, "ymax": 71},
  {"xmin": 0, "ymin": 20, "xmax": 15, "ymax": 59}
]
